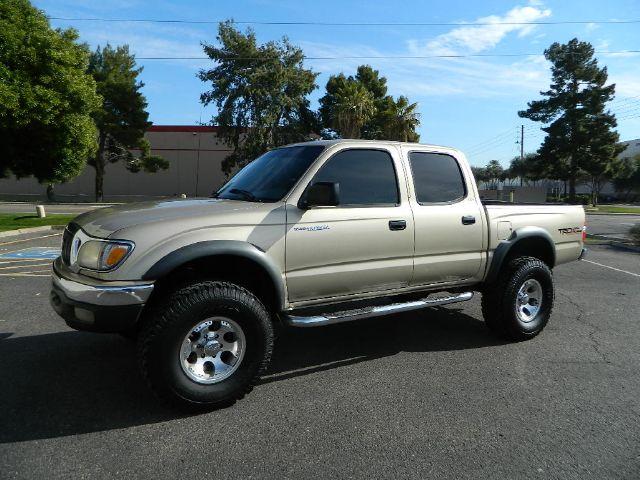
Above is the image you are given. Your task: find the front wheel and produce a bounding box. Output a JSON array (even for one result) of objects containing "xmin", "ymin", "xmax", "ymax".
[
  {"xmin": 138, "ymin": 281, "xmax": 274, "ymax": 411},
  {"xmin": 481, "ymin": 256, "xmax": 554, "ymax": 341}
]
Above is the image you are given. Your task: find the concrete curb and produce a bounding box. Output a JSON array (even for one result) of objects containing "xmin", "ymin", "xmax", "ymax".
[
  {"xmin": 587, "ymin": 234, "xmax": 640, "ymax": 253},
  {"xmin": 0, "ymin": 225, "xmax": 65, "ymax": 239},
  {"xmin": 585, "ymin": 212, "xmax": 640, "ymax": 216}
]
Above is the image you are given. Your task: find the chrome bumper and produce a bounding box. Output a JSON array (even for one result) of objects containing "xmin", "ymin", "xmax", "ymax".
[
  {"xmin": 50, "ymin": 258, "xmax": 154, "ymax": 332},
  {"xmin": 51, "ymin": 261, "xmax": 154, "ymax": 306}
]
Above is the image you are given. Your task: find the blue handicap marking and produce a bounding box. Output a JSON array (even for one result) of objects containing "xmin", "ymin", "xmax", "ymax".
[{"xmin": 0, "ymin": 247, "xmax": 61, "ymax": 260}]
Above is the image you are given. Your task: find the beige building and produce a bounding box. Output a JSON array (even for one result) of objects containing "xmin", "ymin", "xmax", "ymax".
[{"xmin": 0, "ymin": 126, "xmax": 233, "ymax": 202}]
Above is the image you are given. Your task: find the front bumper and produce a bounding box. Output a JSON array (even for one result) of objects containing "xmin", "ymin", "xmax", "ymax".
[{"xmin": 50, "ymin": 257, "xmax": 154, "ymax": 333}]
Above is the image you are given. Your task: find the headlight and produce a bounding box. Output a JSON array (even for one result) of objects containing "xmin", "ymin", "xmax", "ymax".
[{"xmin": 77, "ymin": 240, "xmax": 134, "ymax": 271}]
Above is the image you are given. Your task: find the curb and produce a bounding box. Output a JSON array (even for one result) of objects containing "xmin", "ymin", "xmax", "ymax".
[
  {"xmin": 585, "ymin": 212, "xmax": 640, "ymax": 216},
  {"xmin": 0, "ymin": 225, "xmax": 65, "ymax": 239},
  {"xmin": 587, "ymin": 234, "xmax": 640, "ymax": 253}
]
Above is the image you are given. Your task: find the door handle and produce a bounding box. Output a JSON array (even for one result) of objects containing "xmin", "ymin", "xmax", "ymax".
[
  {"xmin": 461, "ymin": 215, "xmax": 476, "ymax": 225},
  {"xmin": 389, "ymin": 220, "xmax": 407, "ymax": 231}
]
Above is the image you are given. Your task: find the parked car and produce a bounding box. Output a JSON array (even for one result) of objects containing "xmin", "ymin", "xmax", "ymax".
[{"xmin": 50, "ymin": 140, "xmax": 586, "ymax": 410}]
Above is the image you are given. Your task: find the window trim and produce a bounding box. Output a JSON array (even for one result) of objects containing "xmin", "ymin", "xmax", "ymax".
[
  {"xmin": 407, "ymin": 150, "xmax": 468, "ymax": 206},
  {"xmin": 306, "ymin": 147, "xmax": 402, "ymax": 208}
]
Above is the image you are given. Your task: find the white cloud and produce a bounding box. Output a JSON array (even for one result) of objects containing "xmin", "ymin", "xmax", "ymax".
[
  {"xmin": 585, "ymin": 22, "xmax": 599, "ymax": 32},
  {"xmin": 408, "ymin": 5, "xmax": 551, "ymax": 55}
]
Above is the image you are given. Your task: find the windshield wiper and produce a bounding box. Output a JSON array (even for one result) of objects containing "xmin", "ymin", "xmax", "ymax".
[{"xmin": 228, "ymin": 188, "xmax": 258, "ymax": 202}]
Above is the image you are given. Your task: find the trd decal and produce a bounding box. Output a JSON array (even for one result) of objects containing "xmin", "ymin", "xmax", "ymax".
[
  {"xmin": 293, "ymin": 225, "xmax": 330, "ymax": 232},
  {"xmin": 558, "ymin": 227, "xmax": 582, "ymax": 234}
]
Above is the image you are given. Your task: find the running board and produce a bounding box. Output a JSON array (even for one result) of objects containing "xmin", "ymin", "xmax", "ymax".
[{"xmin": 283, "ymin": 292, "xmax": 474, "ymax": 327}]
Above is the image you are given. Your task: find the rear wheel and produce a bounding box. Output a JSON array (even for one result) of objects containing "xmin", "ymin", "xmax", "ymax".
[
  {"xmin": 138, "ymin": 281, "xmax": 273, "ymax": 411},
  {"xmin": 481, "ymin": 256, "xmax": 554, "ymax": 341}
]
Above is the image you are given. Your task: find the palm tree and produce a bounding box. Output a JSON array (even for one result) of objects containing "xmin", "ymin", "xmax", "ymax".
[
  {"xmin": 381, "ymin": 96, "xmax": 420, "ymax": 142},
  {"xmin": 332, "ymin": 82, "xmax": 375, "ymax": 138}
]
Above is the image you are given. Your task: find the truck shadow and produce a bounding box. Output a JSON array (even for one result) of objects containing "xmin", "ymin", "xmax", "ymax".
[{"xmin": 0, "ymin": 307, "xmax": 502, "ymax": 443}]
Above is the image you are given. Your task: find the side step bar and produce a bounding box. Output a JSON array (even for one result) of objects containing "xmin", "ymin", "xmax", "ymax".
[{"xmin": 283, "ymin": 292, "xmax": 474, "ymax": 328}]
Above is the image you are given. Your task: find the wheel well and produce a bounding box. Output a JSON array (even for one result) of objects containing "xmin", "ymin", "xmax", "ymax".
[
  {"xmin": 504, "ymin": 237, "xmax": 554, "ymax": 268},
  {"xmin": 147, "ymin": 254, "xmax": 281, "ymax": 312}
]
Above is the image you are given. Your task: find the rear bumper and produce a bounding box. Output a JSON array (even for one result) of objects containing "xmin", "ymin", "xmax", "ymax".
[{"xmin": 50, "ymin": 258, "xmax": 154, "ymax": 333}]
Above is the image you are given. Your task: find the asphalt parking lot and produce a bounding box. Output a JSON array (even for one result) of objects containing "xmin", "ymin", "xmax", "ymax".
[{"xmin": 0, "ymin": 231, "xmax": 638, "ymax": 479}]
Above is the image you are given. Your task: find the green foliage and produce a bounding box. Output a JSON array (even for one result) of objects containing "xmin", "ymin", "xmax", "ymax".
[
  {"xmin": 508, "ymin": 153, "xmax": 545, "ymax": 185},
  {"xmin": 88, "ymin": 44, "xmax": 166, "ymax": 201},
  {"xmin": 612, "ymin": 154, "xmax": 640, "ymax": 200},
  {"xmin": 519, "ymin": 38, "xmax": 624, "ymax": 203},
  {"xmin": 199, "ymin": 21, "xmax": 319, "ymax": 175},
  {"xmin": 0, "ymin": 0, "xmax": 100, "ymax": 184},
  {"xmin": 319, "ymin": 65, "xmax": 420, "ymax": 141},
  {"xmin": 485, "ymin": 160, "xmax": 504, "ymax": 188}
]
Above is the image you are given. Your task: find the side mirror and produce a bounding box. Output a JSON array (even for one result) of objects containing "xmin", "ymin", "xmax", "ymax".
[{"xmin": 299, "ymin": 182, "xmax": 340, "ymax": 209}]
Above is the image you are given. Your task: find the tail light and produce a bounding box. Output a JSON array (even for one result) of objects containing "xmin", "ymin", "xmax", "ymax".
[{"xmin": 582, "ymin": 224, "xmax": 587, "ymax": 242}]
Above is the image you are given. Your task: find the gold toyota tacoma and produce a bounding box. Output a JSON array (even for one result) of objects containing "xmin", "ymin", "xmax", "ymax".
[{"xmin": 50, "ymin": 139, "xmax": 587, "ymax": 410}]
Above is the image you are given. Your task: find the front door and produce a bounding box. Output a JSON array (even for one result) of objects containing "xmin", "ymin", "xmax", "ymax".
[{"xmin": 285, "ymin": 147, "xmax": 414, "ymax": 303}]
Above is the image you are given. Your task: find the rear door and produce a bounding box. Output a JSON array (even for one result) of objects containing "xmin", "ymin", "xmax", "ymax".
[
  {"xmin": 403, "ymin": 148, "xmax": 486, "ymax": 286},
  {"xmin": 285, "ymin": 146, "xmax": 415, "ymax": 303}
]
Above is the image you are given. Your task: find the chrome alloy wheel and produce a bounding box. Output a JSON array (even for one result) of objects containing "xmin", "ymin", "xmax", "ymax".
[
  {"xmin": 179, "ymin": 317, "xmax": 246, "ymax": 384},
  {"xmin": 515, "ymin": 279, "xmax": 543, "ymax": 323}
]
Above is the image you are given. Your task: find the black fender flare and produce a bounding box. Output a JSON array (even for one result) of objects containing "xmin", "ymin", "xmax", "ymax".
[
  {"xmin": 142, "ymin": 240, "xmax": 286, "ymax": 310},
  {"xmin": 485, "ymin": 226, "xmax": 556, "ymax": 284}
]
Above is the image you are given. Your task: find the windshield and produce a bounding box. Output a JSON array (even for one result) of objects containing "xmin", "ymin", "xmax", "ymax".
[{"xmin": 215, "ymin": 145, "xmax": 325, "ymax": 202}]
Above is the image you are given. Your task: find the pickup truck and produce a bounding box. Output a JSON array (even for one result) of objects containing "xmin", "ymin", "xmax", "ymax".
[{"xmin": 50, "ymin": 139, "xmax": 586, "ymax": 410}]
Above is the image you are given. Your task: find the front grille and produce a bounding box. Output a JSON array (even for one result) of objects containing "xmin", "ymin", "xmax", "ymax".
[{"xmin": 61, "ymin": 222, "xmax": 80, "ymax": 265}]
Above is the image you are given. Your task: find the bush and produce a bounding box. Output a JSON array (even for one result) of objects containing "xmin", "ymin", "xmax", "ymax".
[{"xmin": 630, "ymin": 224, "xmax": 640, "ymax": 246}]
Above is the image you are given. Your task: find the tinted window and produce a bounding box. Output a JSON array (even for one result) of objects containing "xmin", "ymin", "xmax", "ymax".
[
  {"xmin": 312, "ymin": 149, "xmax": 399, "ymax": 206},
  {"xmin": 409, "ymin": 152, "xmax": 465, "ymax": 203},
  {"xmin": 216, "ymin": 145, "xmax": 325, "ymax": 202}
]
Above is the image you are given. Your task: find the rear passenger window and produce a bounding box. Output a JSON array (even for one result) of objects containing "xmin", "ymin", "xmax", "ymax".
[
  {"xmin": 409, "ymin": 152, "xmax": 466, "ymax": 203},
  {"xmin": 313, "ymin": 149, "xmax": 399, "ymax": 206}
]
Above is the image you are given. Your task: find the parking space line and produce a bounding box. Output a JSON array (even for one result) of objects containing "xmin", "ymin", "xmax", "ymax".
[
  {"xmin": 0, "ymin": 232, "xmax": 62, "ymax": 247},
  {"xmin": 583, "ymin": 259, "xmax": 640, "ymax": 278},
  {"xmin": 0, "ymin": 263, "xmax": 52, "ymax": 270},
  {"xmin": 0, "ymin": 272, "xmax": 50, "ymax": 277}
]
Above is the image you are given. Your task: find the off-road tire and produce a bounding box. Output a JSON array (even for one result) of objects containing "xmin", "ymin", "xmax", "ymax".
[
  {"xmin": 481, "ymin": 256, "xmax": 554, "ymax": 341},
  {"xmin": 137, "ymin": 281, "xmax": 273, "ymax": 411}
]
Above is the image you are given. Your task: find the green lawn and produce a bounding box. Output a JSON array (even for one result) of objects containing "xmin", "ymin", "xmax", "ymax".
[
  {"xmin": 0, "ymin": 214, "xmax": 75, "ymax": 232},
  {"xmin": 586, "ymin": 205, "xmax": 640, "ymax": 214}
]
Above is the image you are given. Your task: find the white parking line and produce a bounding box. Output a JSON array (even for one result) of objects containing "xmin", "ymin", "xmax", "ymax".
[
  {"xmin": 0, "ymin": 263, "xmax": 52, "ymax": 271},
  {"xmin": 583, "ymin": 259, "xmax": 640, "ymax": 278},
  {"xmin": 0, "ymin": 232, "xmax": 62, "ymax": 247}
]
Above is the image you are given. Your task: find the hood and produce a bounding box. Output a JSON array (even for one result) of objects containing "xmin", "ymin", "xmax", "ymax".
[{"xmin": 72, "ymin": 198, "xmax": 280, "ymax": 238}]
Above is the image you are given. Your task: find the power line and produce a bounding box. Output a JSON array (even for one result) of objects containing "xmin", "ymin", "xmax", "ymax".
[
  {"xmin": 47, "ymin": 16, "xmax": 640, "ymax": 27},
  {"xmin": 132, "ymin": 50, "xmax": 640, "ymax": 61}
]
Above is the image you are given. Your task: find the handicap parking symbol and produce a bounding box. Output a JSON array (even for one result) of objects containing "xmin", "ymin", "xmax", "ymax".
[{"xmin": 0, "ymin": 247, "xmax": 61, "ymax": 260}]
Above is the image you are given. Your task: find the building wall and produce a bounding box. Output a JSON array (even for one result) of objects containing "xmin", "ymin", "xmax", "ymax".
[{"xmin": 0, "ymin": 126, "xmax": 233, "ymax": 202}]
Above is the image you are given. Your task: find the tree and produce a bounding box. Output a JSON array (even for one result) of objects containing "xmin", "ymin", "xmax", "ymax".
[
  {"xmin": 199, "ymin": 21, "xmax": 319, "ymax": 175},
  {"xmin": 485, "ymin": 160, "xmax": 504, "ymax": 189},
  {"xmin": 380, "ymin": 96, "xmax": 420, "ymax": 142},
  {"xmin": 330, "ymin": 81, "xmax": 375, "ymax": 139},
  {"xmin": 471, "ymin": 166, "xmax": 489, "ymax": 188},
  {"xmin": 519, "ymin": 38, "xmax": 623, "ymax": 203},
  {"xmin": 87, "ymin": 45, "xmax": 167, "ymax": 202},
  {"xmin": 612, "ymin": 154, "xmax": 640, "ymax": 201},
  {"xmin": 0, "ymin": 0, "xmax": 100, "ymax": 192},
  {"xmin": 319, "ymin": 65, "xmax": 420, "ymax": 141}
]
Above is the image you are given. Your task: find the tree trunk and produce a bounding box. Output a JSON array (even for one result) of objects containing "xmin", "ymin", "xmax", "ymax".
[
  {"xmin": 569, "ymin": 176, "xmax": 576, "ymax": 203},
  {"xmin": 46, "ymin": 184, "xmax": 55, "ymax": 202},
  {"xmin": 94, "ymin": 134, "xmax": 107, "ymax": 202}
]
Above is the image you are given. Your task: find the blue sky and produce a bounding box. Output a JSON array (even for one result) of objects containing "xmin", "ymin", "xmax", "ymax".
[{"xmin": 35, "ymin": 0, "xmax": 640, "ymax": 167}]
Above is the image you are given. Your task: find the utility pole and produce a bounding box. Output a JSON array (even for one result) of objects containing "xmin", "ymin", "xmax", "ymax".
[{"xmin": 520, "ymin": 124, "xmax": 524, "ymax": 161}]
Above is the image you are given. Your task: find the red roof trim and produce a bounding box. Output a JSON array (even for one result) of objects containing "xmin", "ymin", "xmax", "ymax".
[{"xmin": 147, "ymin": 125, "xmax": 219, "ymax": 133}]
